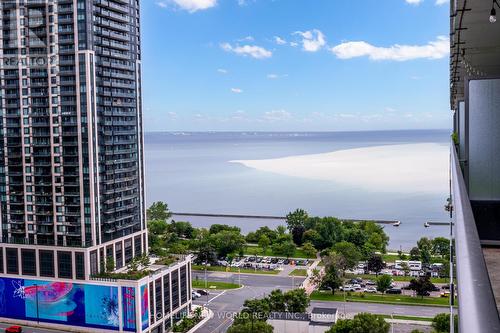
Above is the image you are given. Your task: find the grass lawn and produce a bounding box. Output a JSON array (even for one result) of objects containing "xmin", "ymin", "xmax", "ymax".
[
  {"xmin": 345, "ymin": 273, "xmax": 449, "ymax": 284},
  {"xmin": 289, "ymin": 269, "xmax": 308, "ymax": 277},
  {"xmin": 243, "ymin": 245, "xmax": 316, "ymax": 259},
  {"xmin": 192, "ymin": 264, "xmax": 279, "ymax": 275},
  {"xmin": 310, "ymin": 291, "xmax": 451, "ymax": 307},
  {"xmin": 192, "ymin": 280, "xmax": 241, "ymax": 289},
  {"xmin": 378, "ymin": 314, "xmax": 433, "ymax": 322}
]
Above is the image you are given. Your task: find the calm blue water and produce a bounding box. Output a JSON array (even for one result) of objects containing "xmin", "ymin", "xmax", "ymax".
[{"xmin": 144, "ymin": 130, "xmax": 451, "ymax": 250}]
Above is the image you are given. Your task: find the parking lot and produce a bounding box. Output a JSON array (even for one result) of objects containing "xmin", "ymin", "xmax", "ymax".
[
  {"xmin": 337, "ymin": 276, "xmax": 453, "ymax": 298},
  {"xmin": 197, "ymin": 255, "xmax": 313, "ymax": 275}
]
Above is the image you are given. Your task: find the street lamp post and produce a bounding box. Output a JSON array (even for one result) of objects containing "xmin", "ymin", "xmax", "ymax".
[{"xmin": 35, "ymin": 283, "xmax": 39, "ymax": 324}]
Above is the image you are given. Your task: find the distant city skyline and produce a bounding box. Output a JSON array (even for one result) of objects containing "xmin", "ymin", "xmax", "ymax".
[{"xmin": 142, "ymin": 0, "xmax": 451, "ymax": 131}]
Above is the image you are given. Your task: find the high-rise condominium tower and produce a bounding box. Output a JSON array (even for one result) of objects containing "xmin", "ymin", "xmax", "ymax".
[
  {"xmin": 0, "ymin": 2, "xmax": 193, "ymax": 332},
  {"xmin": 0, "ymin": 0, "xmax": 147, "ymax": 274}
]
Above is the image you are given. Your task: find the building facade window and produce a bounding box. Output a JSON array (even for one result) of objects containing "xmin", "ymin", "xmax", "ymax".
[
  {"xmin": 6, "ymin": 248, "xmax": 18, "ymax": 274},
  {"xmin": 180, "ymin": 265, "xmax": 187, "ymax": 304},
  {"xmin": 163, "ymin": 273, "xmax": 170, "ymax": 315},
  {"xmin": 39, "ymin": 250, "xmax": 55, "ymax": 277},
  {"xmin": 171, "ymin": 269, "xmax": 179, "ymax": 310},
  {"xmin": 21, "ymin": 249, "xmax": 36, "ymax": 276},
  {"xmin": 57, "ymin": 251, "xmax": 72, "ymax": 279},
  {"xmin": 124, "ymin": 238, "xmax": 133, "ymax": 264},
  {"xmin": 75, "ymin": 252, "xmax": 85, "ymax": 279}
]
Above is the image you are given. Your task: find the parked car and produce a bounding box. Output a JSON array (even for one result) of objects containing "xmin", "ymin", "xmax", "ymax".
[
  {"xmin": 340, "ymin": 285, "xmax": 355, "ymax": 292},
  {"xmin": 386, "ymin": 288, "xmax": 402, "ymax": 294},
  {"xmin": 441, "ymin": 291, "xmax": 451, "ymax": 297},
  {"xmin": 365, "ymin": 280, "xmax": 376, "ymax": 286},
  {"xmin": 284, "ymin": 259, "xmax": 290, "ymax": 265},
  {"xmin": 192, "ymin": 291, "xmax": 201, "ymax": 299},
  {"xmin": 5, "ymin": 326, "xmax": 22, "ymax": 333},
  {"xmin": 197, "ymin": 289, "xmax": 209, "ymax": 296},
  {"xmin": 364, "ymin": 287, "xmax": 377, "ymax": 293}
]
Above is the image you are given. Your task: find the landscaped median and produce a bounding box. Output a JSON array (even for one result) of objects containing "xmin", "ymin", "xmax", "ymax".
[
  {"xmin": 310, "ymin": 290, "xmax": 452, "ymax": 307},
  {"xmin": 192, "ymin": 279, "xmax": 241, "ymax": 290},
  {"xmin": 289, "ymin": 269, "xmax": 308, "ymax": 277},
  {"xmin": 192, "ymin": 264, "xmax": 280, "ymax": 275},
  {"xmin": 378, "ymin": 314, "xmax": 433, "ymax": 322}
]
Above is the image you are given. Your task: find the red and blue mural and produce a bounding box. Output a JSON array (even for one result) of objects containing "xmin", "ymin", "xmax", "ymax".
[
  {"xmin": 140, "ymin": 284, "xmax": 149, "ymax": 330},
  {"xmin": 0, "ymin": 277, "xmax": 136, "ymax": 331},
  {"xmin": 122, "ymin": 286, "xmax": 136, "ymax": 331}
]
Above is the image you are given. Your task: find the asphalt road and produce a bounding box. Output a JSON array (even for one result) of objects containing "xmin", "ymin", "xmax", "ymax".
[
  {"xmin": 0, "ymin": 322, "xmax": 70, "ymax": 333},
  {"xmin": 192, "ymin": 271, "xmax": 306, "ymax": 333},
  {"xmin": 192, "ymin": 271, "xmax": 450, "ymax": 333},
  {"xmin": 311, "ymin": 300, "xmax": 448, "ymax": 318}
]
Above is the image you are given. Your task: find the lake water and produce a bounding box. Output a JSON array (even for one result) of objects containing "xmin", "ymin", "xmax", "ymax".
[{"xmin": 144, "ymin": 130, "xmax": 451, "ymax": 250}]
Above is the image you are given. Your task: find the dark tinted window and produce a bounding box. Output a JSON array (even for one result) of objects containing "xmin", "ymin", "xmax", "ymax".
[
  {"xmin": 57, "ymin": 251, "xmax": 72, "ymax": 279},
  {"xmin": 171, "ymin": 269, "xmax": 179, "ymax": 309},
  {"xmin": 116, "ymin": 243, "xmax": 123, "ymax": 269},
  {"xmin": 0, "ymin": 248, "xmax": 3, "ymax": 274},
  {"xmin": 39, "ymin": 250, "xmax": 55, "ymax": 277},
  {"xmin": 180, "ymin": 266, "xmax": 187, "ymax": 304},
  {"xmin": 149, "ymin": 282, "xmax": 155, "ymax": 324},
  {"xmin": 163, "ymin": 274, "xmax": 170, "ymax": 315},
  {"xmin": 75, "ymin": 252, "xmax": 85, "ymax": 279},
  {"xmin": 155, "ymin": 278, "xmax": 162, "ymax": 318},
  {"xmin": 135, "ymin": 236, "xmax": 142, "ymax": 257},
  {"xmin": 6, "ymin": 248, "xmax": 18, "ymax": 274},
  {"xmin": 125, "ymin": 239, "xmax": 133, "ymax": 264},
  {"xmin": 21, "ymin": 249, "xmax": 36, "ymax": 276}
]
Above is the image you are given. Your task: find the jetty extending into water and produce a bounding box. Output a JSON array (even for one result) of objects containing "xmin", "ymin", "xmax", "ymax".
[{"xmin": 172, "ymin": 212, "xmax": 401, "ymax": 225}]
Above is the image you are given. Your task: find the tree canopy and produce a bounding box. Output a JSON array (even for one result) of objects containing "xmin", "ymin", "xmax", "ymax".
[{"xmin": 327, "ymin": 313, "xmax": 390, "ymax": 333}]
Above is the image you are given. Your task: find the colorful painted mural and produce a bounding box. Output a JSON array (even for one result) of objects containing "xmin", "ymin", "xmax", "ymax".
[
  {"xmin": 0, "ymin": 277, "xmax": 136, "ymax": 331},
  {"xmin": 140, "ymin": 284, "xmax": 149, "ymax": 330},
  {"xmin": 122, "ymin": 286, "xmax": 136, "ymax": 331}
]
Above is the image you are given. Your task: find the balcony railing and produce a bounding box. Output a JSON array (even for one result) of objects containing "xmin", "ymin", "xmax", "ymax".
[{"xmin": 451, "ymin": 143, "xmax": 500, "ymax": 332}]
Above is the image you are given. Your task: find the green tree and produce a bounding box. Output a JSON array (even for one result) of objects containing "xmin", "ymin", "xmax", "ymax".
[
  {"xmin": 333, "ymin": 241, "xmax": 361, "ymax": 274},
  {"xmin": 258, "ymin": 235, "xmax": 271, "ymax": 255},
  {"xmin": 286, "ymin": 209, "xmax": 308, "ymax": 233},
  {"xmin": 302, "ymin": 242, "xmax": 317, "ymax": 258},
  {"xmin": 227, "ymin": 320, "xmax": 273, "ymax": 333},
  {"xmin": 276, "ymin": 225, "xmax": 287, "ymax": 236},
  {"xmin": 237, "ymin": 298, "xmax": 270, "ymax": 324},
  {"xmin": 291, "ymin": 225, "xmax": 306, "ymax": 246},
  {"xmin": 314, "ymin": 217, "xmax": 344, "ymax": 250},
  {"xmin": 209, "ymin": 224, "xmax": 241, "ymax": 235},
  {"xmin": 321, "ymin": 266, "xmax": 343, "ymax": 294},
  {"xmin": 367, "ymin": 254, "xmax": 385, "ymax": 276},
  {"xmin": 272, "ymin": 239, "xmax": 296, "ymax": 258},
  {"xmin": 376, "ymin": 274, "xmax": 392, "ymax": 294},
  {"xmin": 212, "ymin": 231, "xmax": 245, "ymax": 258},
  {"xmin": 267, "ymin": 289, "xmax": 286, "ymax": 312},
  {"xmin": 302, "ymin": 229, "xmax": 322, "ymax": 249},
  {"xmin": 283, "ymin": 288, "xmax": 309, "ymax": 313},
  {"xmin": 417, "ymin": 237, "xmax": 433, "ymax": 265},
  {"xmin": 106, "ymin": 256, "xmax": 115, "ymax": 273},
  {"xmin": 345, "ymin": 227, "xmax": 368, "ymax": 249},
  {"xmin": 409, "ymin": 276, "xmax": 435, "ymax": 298},
  {"xmin": 170, "ymin": 221, "xmax": 196, "ymax": 239},
  {"xmin": 147, "ymin": 202, "xmax": 171, "ymax": 221},
  {"xmin": 409, "ymin": 247, "xmax": 420, "ymax": 260},
  {"xmin": 328, "ymin": 313, "xmax": 390, "ymax": 333},
  {"xmin": 432, "ymin": 237, "xmax": 450, "ymax": 257},
  {"xmin": 400, "ymin": 262, "xmax": 410, "ymax": 276},
  {"xmin": 432, "ymin": 313, "xmax": 458, "ymax": 333}
]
